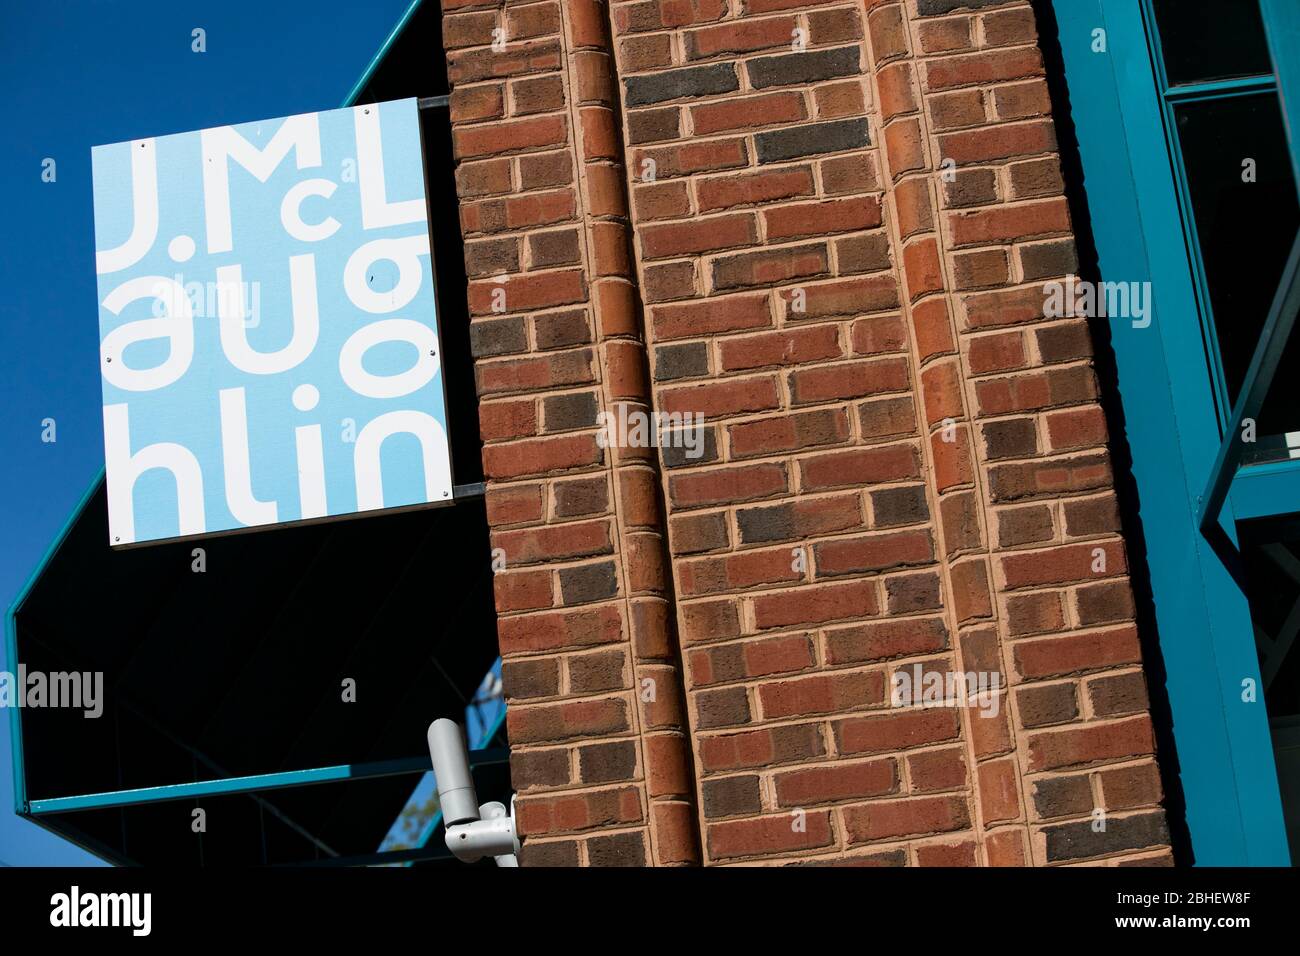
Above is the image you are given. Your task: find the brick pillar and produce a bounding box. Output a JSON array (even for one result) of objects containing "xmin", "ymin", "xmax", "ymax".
[
  {"xmin": 444, "ymin": 0, "xmax": 1171, "ymax": 866},
  {"xmin": 443, "ymin": 0, "xmax": 700, "ymax": 866},
  {"xmin": 599, "ymin": 0, "xmax": 1170, "ymax": 866},
  {"xmin": 868, "ymin": 0, "xmax": 1032, "ymax": 864},
  {"xmin": 884, "ymin": 0, "xmax": 1168, "ymax": 865},
  {"xmin": 610, "ymin": 0, "xmax": 972, "ymax": 865}
]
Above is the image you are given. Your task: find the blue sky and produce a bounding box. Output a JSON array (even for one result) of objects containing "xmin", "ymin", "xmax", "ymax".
[{"xmin": 0, "ymin": 0, "xmax": 412, "ymax": 866}]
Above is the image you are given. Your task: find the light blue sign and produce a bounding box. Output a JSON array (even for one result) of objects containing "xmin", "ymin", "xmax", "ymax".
[{"xmin": 92, "ymin": 98, "xmax": 452, "ymax": 546}]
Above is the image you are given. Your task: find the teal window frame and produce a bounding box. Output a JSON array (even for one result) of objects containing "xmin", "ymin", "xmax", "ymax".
[{"xmin": 1051, "ymin": 0, "xmax": 1298, "ymax": 864}]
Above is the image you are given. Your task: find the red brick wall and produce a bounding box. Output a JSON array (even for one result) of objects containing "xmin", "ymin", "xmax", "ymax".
[
  {"xmin": 442, "ymin": 0, "xmax": 1172, "ymax": 866},
  {"xmin": 445, "ymin": 0, "xmax": 699, "ymax": 866}
]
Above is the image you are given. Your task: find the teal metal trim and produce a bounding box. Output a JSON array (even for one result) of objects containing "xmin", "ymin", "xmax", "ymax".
[
  {"xmin": 1054, "ymin": 0, "xmax": 1290, "ymax": 863},
  {"xmin": 5, "ymin": 469, "xmax": 106, "ymax": 815},
  {"xmin": 1230, "ymin": 458, "xmax": 1300, "ymax": 521},
  {"xmin": 1262, "ymin": 0, "xmax": 1300, "ymax": 184},
  {"xmin": 341, "ymin": 0, "xmax": 424, "ymax": 107},
  {"xmin": 1161, "ymin": 73, "xmax": 1276, "ymax": 102},
  {"xmin": 27, "ymin": 748, "xmax": 509, "ymax": 815},
  {"xmin": 29, "ymin": 758, "xmax": 427, "ymax": 814}
]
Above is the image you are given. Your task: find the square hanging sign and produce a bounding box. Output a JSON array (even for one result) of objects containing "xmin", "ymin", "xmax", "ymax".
[{"xmin": 91, "ymin": 98, "xmax": 453, "ymax": 546}]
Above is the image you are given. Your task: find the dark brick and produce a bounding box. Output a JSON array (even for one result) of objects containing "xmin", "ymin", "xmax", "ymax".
[
  {"xmin": 1076, "ymin": 581, "xmax": 1135, "ymax": 626},
  {"xmin": 578, "ymin": 740, "xmax": 637, "ymax": 783},
  {"xmin": 732, "ymin": 494, "xmax": 862, "ymax": 545},
  {"xmin": 944, "ymin": 168, "xmax": 998, "ymax": 207},
  {"xmin": 704, "ymin": 721, "xmax": 827, "ymax": 769},
  {"xmin": 543, "ymin": 391, "xmax": 599, "ymax": 432},
  {"xmin": 917, "ymin": 0, "xmax": 1006, "ymax": 16},
  {"xmin": 870, "ymin": 485, "xmax": 929, "ymax": 527},
  {"xmin": 519, "ymin": 838, "xmax": 580, "ymax": 866},
  {"xmin": 939, "ymin": 490, "xmax": 982, "ymax": 554},
  {"xmin": 808, "ymin": 7, "xmax": 863, "ymax": 44},
  {"xmin": 465, "ymin": 237, "xmax": 520, "ymax": 277},
  {"xmin": 1118, "ymin": 852, "xmax": 1174, "ymax": 867},
  {"xmin": 671, "ymin": 511, "xmax": 730, "ymax": 554},
  {"xmin": 681, "ymin": 600, "xmax": 743, "ymax": 647},
  {"xmin": 885, "ymin": 571, "xmax": 942, "ymax": 613},
  {"xmin": 736, "ymin": 504, "xmax": 792, "ymax": 544},
  {"xmin": 858, "ymin": 395, "xmax": 917, "ymax": 439},
  {"xmin": 559, "ymin": 560, "xmax": 619, "ymax": 604},
  {"xmin": 503, "ymin": 657, "xmax": 561, "ymax": 699},
  {"xmin": 519, "ymin": 151, "xmax": 574, "ymax": 190},
  {"xmin": 1017, "ymin": 682, "xmax": 1078, "ymax": 728},
  {"xmin": 512, "ymin": 74, "xmax": 564, "ymax": 115},
  {"xmin": 989, "ymin": 451, "xmax": 1109, "ymax": 503},
  {"xmin": 627, "ymin": 106, "xmax": 682, "ymax": 144},
  {"xmin": 553, "ymin": 476, "xmax": 608, "ymax": 517},
  {"xmin": 702, "ymin": 774, "xmax": 763, "ymax": 818},
  {"xmin": 696, "ymin": 685, "xmax": 752, "ymax": 728},
  {"xmin": 948, "ymin": 640, "xmax": 993, "ymax": 694},
  {"xmin": 624, "ymin": 63, "xmax": 739, "ymax": 106},
  {"xmin": 586, "ymin": 831, "xmax": 648, "ymax": 866},
  {"xmin": 1005, "ymin": 591, "xmax": 1064, "ymax": 636},
  {"xmin": 755, "ymin": 119, "xmax": 871, "ymax": 163},
  {"xmin": 534, "ymin": 309, "xmax": 591, "ymax": 350},
  {"xmin": 1063, "ymin": 495, "xmax": 1120, "ymax": 536},
  {"xmin": 644, "ymin": 260, "xmax": 698, "ymax": 303},
  {"xmin": 997, "ymin": 504, "xmax": 1053, "ymax": 546},
  {"xmin": 1037, "ymin": 322, "xmax": 1093, "ymax": 364},
  {"xmin": 511, "ymin": 748, "xmax": 571, "ymax": 790},
  {"xmin": 529, "ymin": 229, "xmax": 582, "ymax": 268},
  {"xmin": 695, "ymin": 643, "xmax": 747, "ymax": 683},
  {"xmin": 1009, "ymin": 156, "xmax": 1064, "ymax": 198},
  {"xmin": 470, "ymin": 316, "xmax": 528, "ymax": 357},
  {"xmin": 1100, "ymin": 762, "xmax": 1162, "ymax": 809},
  {"xmin": 1020, "ymin": 239, "xmax": 1078, "ymax": 281},
  {"xmin": 1043, "ymin": 810, "xmax": 1170, "ymax": 862},
  {"xmin": 447, "ymin": 37, "xmax": 562, "ymax": 86},
  {"xmin": 1088, "ymin": 671, "xmax": 1149, "ymax": 718},
  {"xmin": 747, "ymin": 46, "xmax": 861, "ymax": 90},
  {"xmin": 1031, "ymin": 774, "xmax": 1093, "ymax": 820},
  {"xmin": 655, "ymin": 342, "xmax": 710, "ymax": 381},
  {"xmin": 713, "ymin": 242, "xmax": 829, "ymax": 290},
  {"xmin": 660, "ymin": 426, "xmax": 719, "ymax": 468},
  {"xmin": 837, "ymin": 232, "xmax": 893, "ymax": 275},
  {"xmin": 568, "ymin": 650, "xmax": 627, "ymax": 693},
  {"xmin": 981, "ymin": 417, "xmax": 1038, "ymax": 460}
]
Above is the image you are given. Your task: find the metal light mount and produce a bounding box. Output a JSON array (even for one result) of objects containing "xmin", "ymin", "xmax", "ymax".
[{"xmin": 427, "ymin": 718, "xmax": 519, "ymax": 867}]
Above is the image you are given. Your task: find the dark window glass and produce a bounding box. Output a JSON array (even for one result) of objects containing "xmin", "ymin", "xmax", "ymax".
[
  {"xmin": 1153, "ymin": 0, "xmax": 1273, "ymax": 86},
  {"xmin": 1174, "ymin": 91, "xmax": 1300, "ymax": 439}
]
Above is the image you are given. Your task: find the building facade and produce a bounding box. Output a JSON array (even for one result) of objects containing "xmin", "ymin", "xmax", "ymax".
[
  {"xmin": 444, "ymin": 0, "xmax": 1169, "ymax": 866},
  {"xmin": 13, "ymin": 0, "xmax": 1299, "ymax": 868}
]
